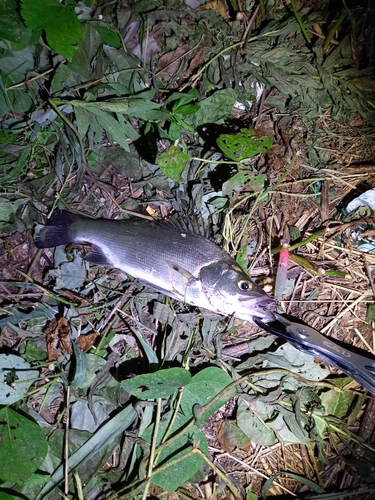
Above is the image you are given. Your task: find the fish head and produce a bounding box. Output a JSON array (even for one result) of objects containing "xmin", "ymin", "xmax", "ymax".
[{"xmin": 199, "ymin": 259, "xmax": 276, "ymax": 323}]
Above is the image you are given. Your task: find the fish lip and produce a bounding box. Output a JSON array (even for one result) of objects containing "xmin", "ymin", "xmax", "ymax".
[
  {"xmin": 238, "ymin": 295, "xmax": 277, "ymax": 322},
  {"xmin": 251, "ymin": 308, "xmax": 277, "ymax": 323}
]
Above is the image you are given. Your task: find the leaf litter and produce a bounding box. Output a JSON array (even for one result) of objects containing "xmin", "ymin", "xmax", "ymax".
[{"xmin": 1, "ymin": 0, "xmax": 375, "ymax": 498}]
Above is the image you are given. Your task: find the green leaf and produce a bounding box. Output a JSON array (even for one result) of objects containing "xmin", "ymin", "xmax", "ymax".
[
  {"xmin": 75, "ymin": 105, "xmax": 90, "ymax": 138},
  {"xmin": 92, "ymin": 24, "xmax": 121, "ymax": 48},
  {"xmin": 0, "ymin": 353, "xmax": 39, "ymax": 404},
  {"xmin": 174, "ymin": 104, "xmax": 201, "ymax": 115},
  {"xmin": 20, "ymin": 341, "xmax": 47, "ymax": 363},
  {"xmin": 49, "ymin": 251, "xmax": 87, "ymax": 290},
  {"xmin": 237, "ymin": 399, "xmax": 277, "ymax": 446},
  {"xmin": 69, "ymin": 342, "xmax": 87, "ymax": 388},
  {"xmin": 168, "ymin": 121, "xmax": 182, "ymax": 141},
  {"xmin": 0, "ymin": 408, "xmax": 48, "ymax": 484},
  {"xmin": 184, "ymin": 88, "xmax": 237, "ymax": 128},
  {"xmin": 142, "ymin": 410, "xmax": 208, "ymax": 492},
  {"xmin": 51, "ymin": 23, "xmax": 101, "ymax": 92},
  {"xmin": 85, "ymin": 106, "xmax": 130, "ymax": 151},
  {"xmin": 274, "ymin": 407, "xmax": 310, "ymax": 443},
  {"xmin": 236, "ymin": 245, "xmax": 248, "ymax": 269},
  {"xmin": 165, "ymin": 89, "xmax": 199, "ymax": 106},
  {"xmin": 180, "ymin": 367, "xmax": 237, "ymax": 426},
  {"xmin": 158, "ymin": 145, "xmax": 189, "ymax": 182},
  {"xmin": 221, "ymin": 421, "xmax": 251, "ymax": 449},
  {"xmin": 217, "ymin": 129, "xmax": 273, "ymax": 162},
  {"xmin": 121, "ymin": 368, "xmax": 191, "ymax": 399},
  {"xmin": 0, "ymin": 73, "xmax": 34, "ymax": 117},
  {"xmin": 0, "ymin": 0, "xmax": 39, "ymax": 49},
  {"xmin": 320, "ymin": 387, "xmax": 355, "ymax": 419},
  {"xmin": 366, "ymin": 304, "xmax": 375, "ymax": 323},
  {"xmin": 21, "ymin": 0, "xmax": 83, "ymax": 61},
  {"xmin": 0, "ymin": 492, "xmax": 25, "ymax": 499},
  {"xmin": 0, "ymin": 198, "xmax": 29, "ymax": 230},
  {"xmin": 222, "ymin": 172, "xmax": 267, "ymax": 198},
  {"xmin": 35, "ymin": 405, "xmax": 137, "ymax": 500}
]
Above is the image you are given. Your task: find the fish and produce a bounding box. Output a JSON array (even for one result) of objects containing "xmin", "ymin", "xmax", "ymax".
[{"xmin": 34, "ymin": 210, "xmax": 276, "ymax": 322}]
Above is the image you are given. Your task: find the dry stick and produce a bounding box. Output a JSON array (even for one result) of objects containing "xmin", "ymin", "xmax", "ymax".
[
  {"xmin": 325, "ymin": 282, "xmax": 373, "ymax": 295},
  {"xmin": 241, "ymin": 5, "xmax": 260, "ymax": 46},
  {"xmin": 64, "ymin": 385, "xmax": 70, "ymax": 496},
  {"xmin": 6, "ymin": 67, "xmax": 55, "ymax": 89},
  {"xmin": 320, "ymin": 294, "xmax": 368, "ymax": 334},
  {"xmin": 320, "ymin": 180, "xmax": 329, "ymax": 222},
  {"xmin": 208, "ymin": 447, "xmax": 297, "ymax": 497},
  {"xmin": 286, "ymin": 271, "xmax": 304, "ymax": 315},
  {"xmin": 97, "ymin": 294, "xmax": 131, "ymax": 334},
  {"xmin": 322, "ymin": 242, "xmax": 375, "ymax": 265},
  {"xmin": 353, "ymin": 328, "xmax": 374, "ymax": 355}
]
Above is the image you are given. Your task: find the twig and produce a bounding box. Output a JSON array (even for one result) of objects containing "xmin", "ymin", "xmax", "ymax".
[
  {"xmin": 64, "ymin": 385, "xmax": 70, "ymax": 496},
  {"xmin": 353, "ymin": 328, "xmax": 375, "ymax": 355},
  {"xmin": 241, "ymin": 5, "xmax": 260, "ymax": 47},
  {"xmin": 320, "ymin": 294, "xmax": 367, "ymax": 333},
  {"xmin": 209, "ymin": 446, "xmax": 297, "ymax": 496},
  {"xmin": 6, "ymin": 67, "xmax": 55, "ymax": 90}
]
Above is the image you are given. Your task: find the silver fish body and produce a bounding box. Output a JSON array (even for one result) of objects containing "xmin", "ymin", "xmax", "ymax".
[{"xmin": 34, "ymin": 210, "xmax": 276, "ymax": 322}]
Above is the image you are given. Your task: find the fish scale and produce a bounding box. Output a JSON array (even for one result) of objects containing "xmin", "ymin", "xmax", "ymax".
[{"xmin": 34, "ymin": 210, "xmax": 276, "ymax": 322}]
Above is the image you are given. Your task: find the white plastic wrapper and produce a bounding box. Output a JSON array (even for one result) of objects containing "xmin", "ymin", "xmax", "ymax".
[{"xmin": 346, "ymin": 188, "xmax": 375, "ymax": 213}]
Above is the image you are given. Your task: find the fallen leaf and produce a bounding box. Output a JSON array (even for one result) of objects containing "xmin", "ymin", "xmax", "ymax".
[
  {"xmin": 198, "ymin": 0, "xmax": 229, "ymax": 20},
  {"xmin": 156, "ymin": 46, "xmax": 189, "ymax": 81},
  {"xmin": 76, "ymin": 332, "xmax": 99, "ymax": 352},
  {"xmin": 188, "ymin": 49, "xmax": 208, "ymax": 71},
  {"xmin": 215, "ymin": 419, "xmax": 251, "ymax": 452},
  {"xmin": 44, "ymin": 317, "xmax": 72, "ymax": 361}
]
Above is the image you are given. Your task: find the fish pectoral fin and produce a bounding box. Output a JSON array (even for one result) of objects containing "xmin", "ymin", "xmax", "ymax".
[
  {"xmin": 85, "ymin": 246, "xmax": 113, "ymax": 267},
  {"xmin": 166, "ymin": 261, "xmax": 196, "ymax": 282}
]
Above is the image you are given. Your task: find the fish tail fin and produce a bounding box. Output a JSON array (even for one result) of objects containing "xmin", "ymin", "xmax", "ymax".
[{"xmin": 34, "ymin": 210, "xmax": 83, "ymax": 248}]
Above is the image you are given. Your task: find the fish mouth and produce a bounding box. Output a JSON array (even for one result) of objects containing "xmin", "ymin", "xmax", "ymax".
[{"xmin": 239, "ymin": 295, "xmax": 277, "ymax": 323}]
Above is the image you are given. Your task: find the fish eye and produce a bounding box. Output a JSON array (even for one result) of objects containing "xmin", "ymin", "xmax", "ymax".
[{"xmin": 238, "ymin": 279, "xmax": 251, "ymax": 291}]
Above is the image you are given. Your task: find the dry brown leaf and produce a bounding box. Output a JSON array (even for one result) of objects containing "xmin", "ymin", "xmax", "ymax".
[
  {"xmin": 76, "ymin": 332, "xmax": 99, "ymax": 352},
  {"xmin": 215, "ymin": 420, "xmax": 235, "ymax": 453},
  {"xmin": 44, "ymin": 317, "xmax": 72, "ymax": 361},
  {"xmin": 155, "ymin": 45, "xmax": 189, "ymax": 81},
  {"xmin": 188, "ymin": 49, "xmax": 208, "ymax": 71},
  {"xmin": 198, "ymin": 0, "xmax": 229, "ymax": 20}
]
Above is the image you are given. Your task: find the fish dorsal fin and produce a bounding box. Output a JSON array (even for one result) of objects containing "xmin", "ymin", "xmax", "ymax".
[{"xmin": 162, "ymin": 214, "xmax": 212, "ymax": 239}]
